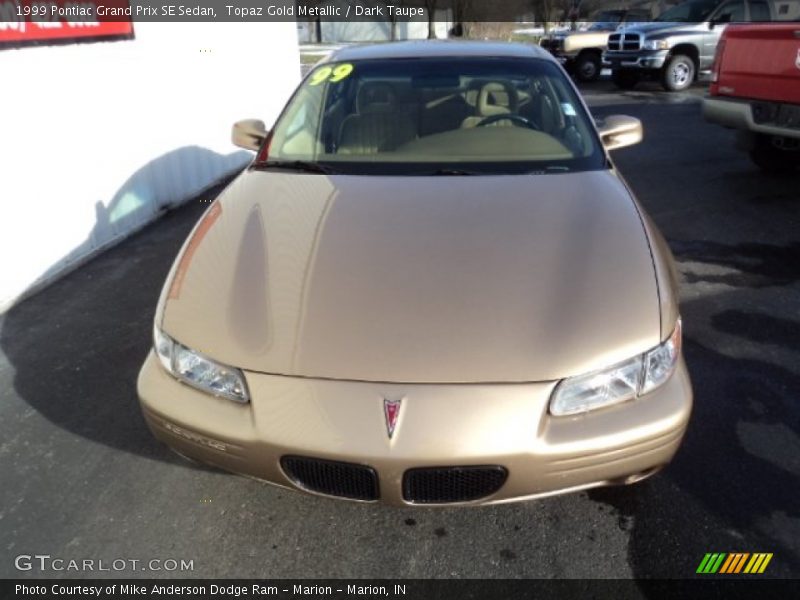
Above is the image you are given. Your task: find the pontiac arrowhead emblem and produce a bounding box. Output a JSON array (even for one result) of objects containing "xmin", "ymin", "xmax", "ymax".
[{"xmin": 383, "ymin": 399, "xmax": 402, "ymax": 438}]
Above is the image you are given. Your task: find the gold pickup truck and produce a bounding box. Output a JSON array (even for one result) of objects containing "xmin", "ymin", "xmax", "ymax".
[{"xmin": 539, "ymin": 9, "xmax": 652, "ymax": 81}]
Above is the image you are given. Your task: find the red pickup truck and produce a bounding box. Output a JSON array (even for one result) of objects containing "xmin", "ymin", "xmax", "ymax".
[{"xmin": 703, "ymin": 23, "xmax": 800, "ymax": 173}]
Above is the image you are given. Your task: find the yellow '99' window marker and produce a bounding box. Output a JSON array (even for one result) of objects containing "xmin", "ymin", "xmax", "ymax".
[{"xmin": 309, "ymin": 63, "xmax": 354, "ymax": 86}]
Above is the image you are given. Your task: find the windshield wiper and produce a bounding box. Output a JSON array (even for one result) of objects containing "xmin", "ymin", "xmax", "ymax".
[
  {"xmin": 525, "ymin": 166, "xmax": 571, "ymax": 175},
  {"xmin": 254, "ymin": 160, "xmax": 339, "ymax": 175},
  {"xmin": 426, "ymin": 168, "xmax": 480, "ymax": 176},
  {"xmin": 421, "ymin": 166, "xmax": 570, "ymax": 176}
]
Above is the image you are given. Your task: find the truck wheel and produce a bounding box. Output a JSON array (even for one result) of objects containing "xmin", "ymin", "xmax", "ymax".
[
  {"xmin": 750, "ymin": 135, "xmax": 800, "ymax": 174},
  {"xmin": 575, "ymin": 52, "xmax": 601, "ymax": 82},
  {"xmin": 661, "ymin": 54, "xmax": 695, "ymax": 92},
  {"xmin": 612, "ymin": 69, "xmax": 639, "ymax": 90}
]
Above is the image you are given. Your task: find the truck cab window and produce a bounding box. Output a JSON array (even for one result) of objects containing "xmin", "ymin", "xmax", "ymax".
[{"xmin": 712, "ymin": 0, "xmax": 746, "ymax": 22}]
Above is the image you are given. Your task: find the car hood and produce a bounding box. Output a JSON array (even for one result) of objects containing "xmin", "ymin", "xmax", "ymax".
[
  {"xmin": 161, "ymin": 170, "xmax": 660, "ymax": 383},
  {"xmin": 624, "ymin": 22, "xmax": 707, "ymax": 37},
  {"xmin": 562, "ymin": 31, "xmax": 612, "ymax": 51},
  {"xmin": 549, "ymin": 29, "xmax": 610, "ymax": 38}
]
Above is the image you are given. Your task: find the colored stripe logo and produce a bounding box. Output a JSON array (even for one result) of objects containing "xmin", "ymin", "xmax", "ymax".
[{"xmin": 697, "ymin": 553, "xmax": 773, "ymax": 574}]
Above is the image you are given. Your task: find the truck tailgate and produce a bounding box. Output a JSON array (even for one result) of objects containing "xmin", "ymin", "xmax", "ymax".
[{"xmin": 717, "ymin": 24, "xmax": 800, "ymax": 104}]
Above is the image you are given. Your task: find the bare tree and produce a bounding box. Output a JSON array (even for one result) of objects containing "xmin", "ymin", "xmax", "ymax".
[
  {"xmin": 450, "ymin": 0, "xmax": 474, "ymax": 37},
  {"xmin": 390, "ymin": 2, "xmax": 398, "ymax": 40},
  {"xmin": 423, "ymin": 0, "xmax": 438, "ymax": 38},
  {"xmin": 388, "ymin": 1, "xmax": 409, "ymax": 40},
  {"xmin": 450, "ymin": 0, "xmax": 486, "ymax": 37},
  {"xmin": 306, "ymin": 16, "xmax": 322, "ymax": 43},
  {"xmin": 530, "ymin": 0, "xmax": 554, "ymax": 33},
  {"xmin": 530, "ymin": 0, "xmax": 578, "ymax": 32}
]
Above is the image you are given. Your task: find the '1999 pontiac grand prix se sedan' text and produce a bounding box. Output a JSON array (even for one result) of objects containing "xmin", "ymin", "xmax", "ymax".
[{"xmin": 137, "ymin": 41, "xmax": 692, "ymax": 506}]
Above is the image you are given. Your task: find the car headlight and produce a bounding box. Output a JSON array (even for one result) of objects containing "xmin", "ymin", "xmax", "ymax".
[
  {"xmin": 153, "ymin": 325, "xmax": 250, "ymax": 403},
  {"xmin": 642, "ymin": 39, "xmax": 670, "ymax": 51},
  {"xmin": 550, "ymin": 320, "xmax": 681, "ymax": 416}
]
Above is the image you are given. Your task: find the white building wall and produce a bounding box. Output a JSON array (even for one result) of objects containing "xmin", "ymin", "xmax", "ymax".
[
  {"xmin": 311, "ymin": 1, "xmax": 451, "ymax": 42},
  {"xmin": 320, "ymin": 10, "xmax": 451, "ymax": 41},
  {"xmin": 0, "ymin": 22, "xmax": 300, "ymax": 311}
]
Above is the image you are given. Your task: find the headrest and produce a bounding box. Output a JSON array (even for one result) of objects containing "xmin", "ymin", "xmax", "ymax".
[
  {"xmin": 478, "ymin": 82, "xmax": 518, "ymax": 117},
  {"xmin": 357, "ymin": 82, "xmax": 396, "ymax": 113}
]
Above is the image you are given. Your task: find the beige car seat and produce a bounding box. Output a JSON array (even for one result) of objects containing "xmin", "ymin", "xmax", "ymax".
[
  {"xmin": 338, "ymin": 82, "xmax": 415, "ymax": 154},
  {"xmin": 461, "ymin": 82, "xmax": 519, "ymax": 128}
]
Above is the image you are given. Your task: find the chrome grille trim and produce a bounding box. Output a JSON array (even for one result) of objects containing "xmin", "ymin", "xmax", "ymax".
[{"xmin": 608, "ymin": 32, "xmax": 641, "ymax": 52}]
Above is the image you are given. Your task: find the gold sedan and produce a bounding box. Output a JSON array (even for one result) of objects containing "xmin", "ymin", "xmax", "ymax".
[{"xmin": 137, "ymin": 41, "xmax": 692, "ymax": 506}]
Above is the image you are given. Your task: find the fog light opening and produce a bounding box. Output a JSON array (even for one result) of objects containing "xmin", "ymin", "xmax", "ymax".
[
  {"xmin": 168, "ymin": 447, "xmax": 202, "ymax": 466},
  {"xmin": 772, "ymin": 137, "xmax": 800, "ymax": 151}
]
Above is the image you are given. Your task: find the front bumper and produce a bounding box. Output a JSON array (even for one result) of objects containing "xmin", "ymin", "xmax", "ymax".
[
  {"xmin": 541, "ymin": 47, "xmax": 575, "ymax": 67},
  {"xmin": 137, "ymin": 351, "xmax": 692, "ymax": 506},
  {"xmin": 703, "ymin": 96, "xmax": 800, "ymax": 140},
  {"xmin": 555, "ymin": 55, "xmax": 572, "ymax": 67},
  {"xmin": 603, "ymin": 50, "xmax": 668, "ymax": 70}
]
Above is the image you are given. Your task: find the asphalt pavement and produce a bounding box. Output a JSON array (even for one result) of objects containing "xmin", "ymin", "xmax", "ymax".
[{"xmin": 1, "ymin": 80, "xmax": 798, "ymax": 583}]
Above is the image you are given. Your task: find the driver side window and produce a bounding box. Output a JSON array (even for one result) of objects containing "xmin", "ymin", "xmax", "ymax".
[{"xmin": 748, "ymin": 0, "xmax": 771, "ymax": 21}]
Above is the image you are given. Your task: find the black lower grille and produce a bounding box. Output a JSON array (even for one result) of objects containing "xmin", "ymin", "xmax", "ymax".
[
  {"xmin": 752, "ymin": 101, "xmax": 780, "ymax": 125},
  {"xmin": 280, "ymin": 456, "xmax": 379, "ymax": 501},
  {"xmin": 752, "ymin": 101, "xmax": 800, "ymax": 130},
  {"xmin": 403, "ymin": 466, "xmax": 508, "ymax": 504}
]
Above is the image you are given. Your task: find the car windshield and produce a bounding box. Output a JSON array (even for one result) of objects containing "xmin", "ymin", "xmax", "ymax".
[
  {"xmin": 655, "ymin": 0, "xmax": 720, "ymax": 22},
  {"xmin": 264, "ymin": 56, "xmax": 605, "ymax": 175},
  {"xmin": 587, "ymin": 11, "xmax": 624, "ymax": 29}
]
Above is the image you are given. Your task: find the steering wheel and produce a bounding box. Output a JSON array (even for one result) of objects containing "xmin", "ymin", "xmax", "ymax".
[{"xmin": 476, "ymin": 114, "xmax": 539, "ymax": 129}]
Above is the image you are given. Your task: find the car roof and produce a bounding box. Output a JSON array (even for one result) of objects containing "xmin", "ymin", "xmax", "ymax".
[{"xmin": 327, "ymin": 40, "xmax": 554, "ymax": 63}]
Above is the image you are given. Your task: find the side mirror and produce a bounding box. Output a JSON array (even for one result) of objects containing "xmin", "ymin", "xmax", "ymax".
[
  {"xmin": 597, "ymin": 115, "xmax": 643, "ymax": 151},
  {"xmin": 232, "ymin": 119, "xmax": 268, "ymax": 151}
]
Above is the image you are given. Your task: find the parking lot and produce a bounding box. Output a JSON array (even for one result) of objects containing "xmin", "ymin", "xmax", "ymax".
[{"xmin": 1, "ymin": 79, "xmax": 798, "ymax": 580}]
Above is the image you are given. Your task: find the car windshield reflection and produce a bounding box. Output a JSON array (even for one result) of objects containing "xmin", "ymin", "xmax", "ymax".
[{"xmin": 263, "ymin": 57, "xmax": 604, "ymax": 175}]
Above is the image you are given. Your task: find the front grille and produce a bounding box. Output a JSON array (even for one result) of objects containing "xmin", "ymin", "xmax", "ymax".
[
  {"xmin": 403, "ymin": 466, "xmax": 508, "ymax": 504},
  {"xmin": 539, "ymin": 38, "xmax": 563, "ymax": 53},
  {"xmin": 608, "ymin": 33, "xmax": 641, "ymax": 52},
  {"xmin": 280, "ymin": 455, "xmax": 379, "ymax": 501}
]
